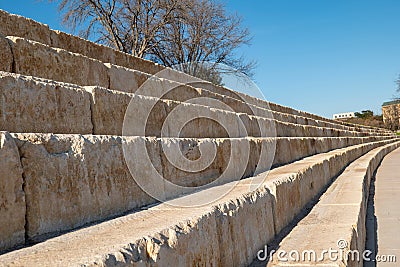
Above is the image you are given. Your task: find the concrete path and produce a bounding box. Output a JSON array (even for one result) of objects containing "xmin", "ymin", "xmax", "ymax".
[{"xmin": 366, "ymin": 147, "xmax": 400, "ymax": 266}]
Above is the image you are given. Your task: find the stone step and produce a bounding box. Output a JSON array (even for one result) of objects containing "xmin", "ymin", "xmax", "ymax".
[
  {"xmin": 0, "ymin": 9, "xmax": 391, "ymax": 135},
  {"xmin": 265, "ymin": 141, "xmax": 400, "ymax": 267},
  {"xmin": 0, "ymin": 9, "xmax": 163, "ymax": 77},
  {"xmin": 0, "ymin": 33, "xmax": 390, "ymax": 135},
  {"xmin": 0, "ymin": 131, "xmax": 393, "ymax": 252},
  {"xmin": 88, "ymin": 85, "xmax": 391, "ymax": 138},
  {"xmin": 93, "ymin": 64, "xmax": 390, "ymax": 135},
  {"xmin": 0, "ymin": 138, "xmax": 397, "ymax": 265},
  {"xmin": 0, "ymin": 72, "xmax": 392, "ymax": 138},
  {"xmin": 0, "ymin": 72, "xmax": 93, "ymax": 134}
]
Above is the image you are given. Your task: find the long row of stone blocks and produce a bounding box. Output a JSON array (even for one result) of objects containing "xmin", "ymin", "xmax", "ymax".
[
  {"xmin": 1, "ymin": 139, "xmax": 397, "ymax": 265},
  {"xmin": 0, "ymin": 71, "xmax": 391, "ymax": 138},
  {"xmin": 0, "ymin": 30, "xmax": 392, "ymax": 135},
  {"xmin": 0, "ymin": 9, "xmax": 392, "ymax": 134},
  {"xmin": 0, "ymin": 131, "xmax": 394, "ymax": 251}
]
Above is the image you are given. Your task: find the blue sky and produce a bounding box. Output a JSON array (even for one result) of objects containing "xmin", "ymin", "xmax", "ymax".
[{"xmin": 1, "ymin": 0, "xmax": 399, "ymax": 118}]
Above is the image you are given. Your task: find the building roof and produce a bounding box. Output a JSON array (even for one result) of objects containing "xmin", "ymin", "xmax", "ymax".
[{"xmin": 382, "ymin": 99, "xmax": 400, "ymax": 107}]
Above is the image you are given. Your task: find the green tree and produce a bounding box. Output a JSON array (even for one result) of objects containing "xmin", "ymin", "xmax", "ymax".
[{"xmin": 355, "ymin": 110, "xmax": 374, "ymax": 119}]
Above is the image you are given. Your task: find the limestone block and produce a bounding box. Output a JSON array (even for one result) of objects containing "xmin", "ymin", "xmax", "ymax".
[
  {"xmin": 188, "ymin": 80, "xmax": 249, "ymax": 105},
  {"xmin": 256, "ymin": 117, "xmax": 276, "ymax": 138},
  {"xmin": 12, "ymin": 133, "xmax": 156, "ymax": 241},
  {"xmin": 159, "ymin": 139, "xmax": 226, "ymax": 191},
  {"xmin": 106, "ymin": 63, "xmax": 149, "ymax": 93},
  {"xmin": 271, "ymin": 172, "xmax": 303, "ymax": 234},
  {"xmin": 120, "ymin": 54, "xmax": 164, "ymax": 75},
  {"xmin": 382, "ymin": 103, "xmax": 400, "ymax": 129},
  {"xmin": 0, "ymin": 72, "xmax": 92, "ymax": 134},
  {"xmin": 86, "ymin": 86, "xmax": 132, "ymax": 136},
  {"xmin": 0, "ymin": 9, "xmax": 51, "ymax": 44},
  {"xmin": 7, "ymin": 36, "xmax": 109, "ymax": 88},
  {"xmin": 106, "ymin": 64, "xmax": 203, "ymax": 103},
  {"xmin": 0, "ymin": 35, "xmax": 13, "ymax": 73},
  {"xmin": 313, "ymin": 126, "xmax": 324, "ymax": 137},
  {"xmin": 292, "ymin": 138, "xmax": 309, "ymax": 161},
  {"xmin": 296, "ymin": 116, "xmax": 306, "ymax": 125},
  {"xmin": 160, "ymin": 83, "xmax": 202, "ymax": 103},
  {"xmin": 50, "ymin": 31, "xmax": 88, "ymax": 61},
  {"xmin": 168, "ymin": 104, "xmax": 239, "ymax": 138},
  {"xmin": 216, "ymin": 93, "xmax": 253, "ymax": 115},
  {"xmin": 50, "ymin": 28, "xmax": 164, "ymax": 75},
  {"xmin": 278, "ymin": 112, "xmax": 294, "ymax": 124},
  {"xmin": 88, "ymin": 86, "xmax": 181, "ymax": 137},
  {"xmin": 0, "ymin": 131, "xmax": 25, "ymax": 252},
  {"xmin": 273, "ymin": 138, "xmax": 292, "ymax": 167}
]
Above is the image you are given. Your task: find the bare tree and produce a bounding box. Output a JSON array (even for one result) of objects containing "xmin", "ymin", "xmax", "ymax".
[
  {"xmin": 55, "ymin": 0, "xmax": 255, "ymax": 81},
  {"xmin": 150, "ymin": 0, "xmax": 255, "ymax": 77},
  {"xmin": 57, "ymin": 0, "xmax": 126, "ymax": 51},
  {"xmin": 55, "ymin": 0, "xmax": 181, "ymax": 57},
  {"xmin": 397, "ymin": 75, "xmax": 400, "ymax": 92}
]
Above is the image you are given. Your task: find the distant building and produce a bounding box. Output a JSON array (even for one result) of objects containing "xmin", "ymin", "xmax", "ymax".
[
  {"xmin": 382, "ymin": 100, "xmax": 400, "ymax": 130},
  {"xmin": 333, "ymin": 112, "xmax": 356, "ymax": 120}
]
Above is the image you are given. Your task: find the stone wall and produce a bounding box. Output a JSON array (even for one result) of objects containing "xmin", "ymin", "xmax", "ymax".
[{"xmin": 382, "ymin": 101, "xmax": 400, "ymax": 130}]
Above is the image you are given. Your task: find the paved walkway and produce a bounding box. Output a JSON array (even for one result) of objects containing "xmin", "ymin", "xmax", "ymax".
[{"xmin": 366, "ymin": 147, "xmax": 400, "ymax": 266}]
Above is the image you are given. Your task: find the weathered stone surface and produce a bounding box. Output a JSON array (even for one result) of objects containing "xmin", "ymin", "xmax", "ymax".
[
  {"xmin": 8, "ymin": 134, "xmax": 258, "ymax": 241},
  {"xmin": 0, "ymin": 10, "xmax": 396, "ymax": 265},
  {"xmin": 87, "ymin": 86, "xmax": 240, "ymax": 137},
  {"xmin": 0, "ymin": 72, "xmax": 92, "ymax": 134},
  {"xmin": 0, "ymin": 35, "xmax": 13, "ymax": 73},
  {"xmin": 1, "ymin": 139, "xmax": 396, "ymax": 266},
  {"xmin": 50, "ymin": 29, "xmax": 164, "ymax": 76},
  {"xmin": 105, "ymin": 70, "xmax": 387, "ymax": 135},
  {"xmin": 3, "ymin": 132, "xmax": 391, "ymax": 243},
  {"xmin": 270, "ymin": 139, "xmax": 395, "ymax": 235},
  {"xmin": 0, "ymin": 9, "xmax": 51, "ymax": 44},
  {"xmin": 106, "ymin": 63, "xmax": 148, "ymax": 93},
  {"xmin": 50, "ymin": 30, "xmax": 164, "ymax": 75},
  {"xmin": 85, "ymin": 86, "xmax": 132, "ymax": 135},
  {"xmin": 0, "ymin": 131, "xmax": 25, "ymax": 252},
  {"xmin": 267, "ymin": 141, "xmax": 400, "ymax": 267},
  {"xmin": 83, "ymin": 85, "xmax": 386, "ymax": 138},
  {"xmin": 0, "ymin": 183, "xmax": 275, "ymax": 266},
  {"xmin": 11, "ymin": 133, "xmax": 156, "ymax": 241},
  {"xmin": 7, "ymin": 36, "xmax": 109, "ymax": 88},
  {"xmin": 114, "ymin": 51, "xmax": 164, "ymax": 75},
  {"xmin": 50, "ymin": 30, "xmax": 111, "ymax": 65}
]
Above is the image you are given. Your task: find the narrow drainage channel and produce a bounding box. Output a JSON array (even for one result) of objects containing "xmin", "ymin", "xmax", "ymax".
[{"xmin": 364, "ymin": 164, "xmax": 379, "ymax": 267}]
